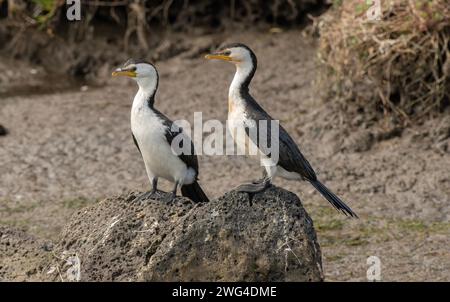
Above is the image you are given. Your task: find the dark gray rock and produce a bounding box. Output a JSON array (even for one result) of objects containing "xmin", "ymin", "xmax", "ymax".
[
  {"xmin": 0, "ymin": 125, "xmax": 7, "ymax": 136},
  {"xmin": 45, "ymin": 186, "xmax": 323, "ymax": 281}
]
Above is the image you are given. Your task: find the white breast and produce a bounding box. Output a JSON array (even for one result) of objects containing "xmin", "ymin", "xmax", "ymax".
[
  {"xmin": 227, "ymin": 97, "xmax": 276, "ymax": 176},
  {"xmin": 227, "ymin": 61, "xmax": 279, "ymax": 178},
  {"xmin": 131, "ymin": 92, "xmax": 193, "ymax": 185},
  {"xmin": 228, "ymin": 99, "xmax": 260, "ymax": 158}
]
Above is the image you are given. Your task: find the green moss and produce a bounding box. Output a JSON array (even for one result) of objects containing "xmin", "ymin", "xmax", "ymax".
[
  {"xmin": 325, "ymin": 254, "xmax": 344, "ymax": 262},
  {"xmin": 395, "ymin": 219, "xmax": 450, "ymax": 234},
  {"xmin": 333, "ymin": 0, "xmax": 343, "ymax": 7},
  {"xmin": 354, "ymin": 3, "xmax": 367, "ymax": 15},
  {"xmin": 311, "ymin": 204, "xmax": 450, "ymax": 250},
  {"xmin": 31, "ymin": 0, "xmax": 60, "ymax": 28},
  {"xmin": 0, "ymin": 201, "xmax": 39, "ymax": 214},
  {"xmin": 316, "ymin": 219, "xmax": 344, "ymax": 231},
  {"xmin": 32, "ymin": 0, "xmax": 57, "ymax": 11},
  {"xmin": 429, "ymin": 222, "xmax": 450, "ymax": 233},
  {"xmin": 343, "ymin": 236, "xmax": 369, "ymax": 246},
  {"xmin": 62, "ymin": 197, "xmax": 92, "ymax": 209},
  {"xmin": 397, "ymin": 220, "xmax": 427, "ymax": 231}
]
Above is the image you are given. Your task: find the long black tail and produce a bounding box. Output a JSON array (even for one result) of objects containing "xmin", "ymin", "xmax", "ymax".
[
  {"xmin": 181, "ymin": 181, "xmax": 209, "ymax": 203},
  {"xmin": 310, "ymin": 180, "xmax": 358, "ymax": 218}
]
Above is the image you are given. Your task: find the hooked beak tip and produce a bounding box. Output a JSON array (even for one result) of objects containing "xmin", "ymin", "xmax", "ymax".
[
  {"xmin": 204, "ymin": 54, "xmax": 232, "ymax": 61},
  {"xmin": 111, "ymin": 68, "xmax": 121, "ymax": 77}
]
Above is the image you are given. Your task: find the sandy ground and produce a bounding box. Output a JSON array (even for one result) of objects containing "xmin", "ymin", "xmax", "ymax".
[{"xmin": 0, "ymin": 30, "xmax": 449, "ymax": 281}]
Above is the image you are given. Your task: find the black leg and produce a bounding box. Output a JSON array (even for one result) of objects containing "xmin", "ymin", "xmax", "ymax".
[
  {"xmin": 164, "ymin": 181, "xmax": 178, "ymax": 203},
  {"xmin": 150, "ymin": 178, "xmax": 158, "ymax": 194},
  {"xmin": 236, "ymin": 177, "xmax": 272, "ymax": 193},
  {"xmin": 135, "ymin": 178, "xmax": 159, "ymax": 202},
  {"xmin": 172, "ymin": 181, "xmax": 179, "ymax": 195},
  {"xmin": 136, "ymin": 191, "xmax": 152, "ymax": 201},
  {"xmin": 237, "ymin": 178, "xmax": 272, "ymax": 206}
]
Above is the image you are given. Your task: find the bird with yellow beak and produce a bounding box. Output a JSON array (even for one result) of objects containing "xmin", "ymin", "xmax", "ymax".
[
  {"xmin": 112, "ymin": 59, "xmax": 209, "ymax": 204},
  {"xmin": 205, "ymin": 43, "xmax": 357, "ymax": 217}
]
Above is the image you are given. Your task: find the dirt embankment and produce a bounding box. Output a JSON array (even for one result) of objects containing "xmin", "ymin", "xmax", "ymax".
[{"xmin": 0, "ymin": 30, "xmax": 449, "ymax": 281}]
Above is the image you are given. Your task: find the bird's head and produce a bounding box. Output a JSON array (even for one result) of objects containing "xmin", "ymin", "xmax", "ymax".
[
  {"xmin": 205, "ymin": 43, "xmax": 257, "ymax": 67},
  {"xmin": 112, "ymin": 59, "xmax": 158, "ymax": 93},
  {"xmin": 112, "ymin": 59, "xmax": 158, "ymax": 80}
]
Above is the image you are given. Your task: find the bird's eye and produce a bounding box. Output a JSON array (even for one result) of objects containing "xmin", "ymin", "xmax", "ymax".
[
  {"xmin": 123, "ymin": 65, "xmax": 136, "ymax": 72},
  {"xmin": 221, "ymin": 50, "xmax": 231, "ymax": 56}
]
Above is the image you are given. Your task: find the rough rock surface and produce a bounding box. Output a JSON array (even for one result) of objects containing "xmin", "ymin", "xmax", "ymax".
[{"xmin": 43, "ymin": 186, "xmax": 323, "ymax": 281}]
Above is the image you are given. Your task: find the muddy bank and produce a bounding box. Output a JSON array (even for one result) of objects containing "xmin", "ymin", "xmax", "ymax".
[{"xmin": 0, "ymin": 226, "xmax": 52, "ymax": 281}]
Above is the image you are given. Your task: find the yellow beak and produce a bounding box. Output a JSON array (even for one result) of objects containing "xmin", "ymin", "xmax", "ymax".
[
  {"xmin": 204, "ymin": 54, "xmax": 233, "ymax": 61},
  {"xmin": 111, "ymin": 69, "xmax": 137, "ymax": 77}
]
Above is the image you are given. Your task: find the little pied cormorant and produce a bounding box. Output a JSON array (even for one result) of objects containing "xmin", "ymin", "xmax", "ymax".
[
  {"xmin": 205, "ymin": 44, "xmax": 357, "ymax": 217},
  {"xmin": 112, "ymin": 59, "xmax": 209, "ymax": 203}
]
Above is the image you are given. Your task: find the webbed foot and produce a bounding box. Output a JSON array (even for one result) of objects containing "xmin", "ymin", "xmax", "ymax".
[{"xmin": 235, "ymin": 178, "xmax": 272, "ymax": 205}]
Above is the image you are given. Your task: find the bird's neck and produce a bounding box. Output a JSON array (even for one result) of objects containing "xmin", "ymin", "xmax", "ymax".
[
  {"xmin": 229, "ymin": 61, "xmax": 255, "ymax": 107},
  {"xmin": 135, "ymin": 77, "xmax": 158, "ymax": 109}
]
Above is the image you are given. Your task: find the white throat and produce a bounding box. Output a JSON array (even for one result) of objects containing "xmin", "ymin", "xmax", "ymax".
[
  {"xmin": 133, "ymin": 77, "xmax": 157, "ymax": 109},
  {"xmin": 229, "ymin": 61, "xmax": 253, "ymax": 102}
]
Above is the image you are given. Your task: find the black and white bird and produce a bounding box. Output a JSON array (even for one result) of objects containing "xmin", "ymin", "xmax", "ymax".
[
  {"xmin": 112, "ymin": 59, "xmax": 209, "ymax": 203},
  {"xmin": 205, "ymin": 44, "xmax": 357, "ymax": 217}
]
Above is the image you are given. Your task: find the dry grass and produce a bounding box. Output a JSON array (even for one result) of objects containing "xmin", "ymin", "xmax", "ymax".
[{"xmin": 317, "ymin": 0, "xmax": 450, "ymax": 125}]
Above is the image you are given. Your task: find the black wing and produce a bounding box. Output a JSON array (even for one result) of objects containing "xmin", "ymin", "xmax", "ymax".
[
  {"xmin": 243, "ymin": 96, "xmax": 317, "ymax": 181},
  {"xmin": 132, "ymin": 133, "xmax": 141, "ymax": 155},
  {"xmin": 154, "ymin": 109, "xmax": 199, "ymax": 176}
]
